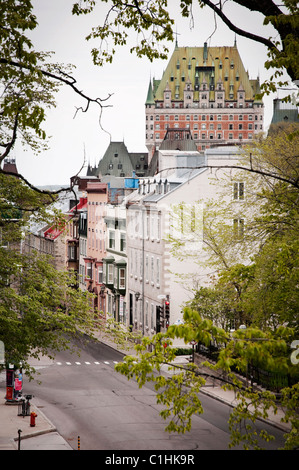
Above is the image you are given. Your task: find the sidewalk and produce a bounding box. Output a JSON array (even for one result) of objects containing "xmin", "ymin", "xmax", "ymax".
[
  {"xmin": 0, "ymin": 399, "xmax": 72, "ymax": 450},
  {"xmin": 162, "ymin": 355, "xmax": 290, "ymax": 434},
  {"xmin": 0, "ymin": 335, "xmax": 290, "ymax": 450}
]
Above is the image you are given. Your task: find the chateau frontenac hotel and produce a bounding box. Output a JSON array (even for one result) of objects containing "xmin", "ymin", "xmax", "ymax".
[{"xmin": 145, "ymin": 40, "xmax": 264, "ymax": 162}]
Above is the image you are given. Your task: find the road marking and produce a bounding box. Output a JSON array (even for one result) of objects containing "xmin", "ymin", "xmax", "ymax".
[{"xmin": 55, "ymin": 360, "xmax": 118, "ymax": 366}]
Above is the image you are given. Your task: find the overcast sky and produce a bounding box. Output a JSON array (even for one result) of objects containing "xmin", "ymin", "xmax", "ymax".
[{"xmin": 13, "ymin": 0, "xmax": 287, "ymax": 187}]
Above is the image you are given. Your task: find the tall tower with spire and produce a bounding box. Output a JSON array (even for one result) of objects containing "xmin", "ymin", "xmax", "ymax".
[{"xmin": 145, "ymin": 40, "xmax": 264, "ymax": 163}]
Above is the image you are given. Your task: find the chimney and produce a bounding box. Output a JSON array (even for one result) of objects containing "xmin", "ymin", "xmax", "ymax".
[{"xmin": 203, "ymin": 42, "xmax": 208, "ymax": 62}]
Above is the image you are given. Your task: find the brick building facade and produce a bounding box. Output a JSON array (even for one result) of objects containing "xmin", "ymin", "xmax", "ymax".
[{"xmin": 145, "ymin": 41, "xmax": 264, "ymax": 165}]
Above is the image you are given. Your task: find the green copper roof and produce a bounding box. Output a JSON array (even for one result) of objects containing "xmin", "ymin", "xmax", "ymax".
[
  {"xmin": 152, "ymin": 44, "xmax": 261, "ymax": 102},
  {"xmin": 145, "ymin": 79, "xmax": 154, "ymax": 104}
]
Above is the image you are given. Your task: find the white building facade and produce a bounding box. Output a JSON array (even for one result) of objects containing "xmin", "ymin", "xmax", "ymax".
[{"xmin": 125, "ymin": 146, "xmax": 247, "ymax": 337}]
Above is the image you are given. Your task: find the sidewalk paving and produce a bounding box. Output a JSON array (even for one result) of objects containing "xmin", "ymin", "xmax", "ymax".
[
  {"xmin": 0, "ymin": 399, "xmax": 72, "ymax": 450},
  {"xmin": 162, "ymin": 354, "xmax": 291, "ymax": 435},
  {"xmin": 0, "ymin": 335, "xmax": 291, "ymax": 450}
]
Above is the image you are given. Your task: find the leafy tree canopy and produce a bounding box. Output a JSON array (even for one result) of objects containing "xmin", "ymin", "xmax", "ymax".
[
  {"xmin": 0, "ymin": 174, "xmax": 96, "ymax": 376},
  {"xmin": 73, "ymin": 0, "xmax": 299, "ymax": 100}
]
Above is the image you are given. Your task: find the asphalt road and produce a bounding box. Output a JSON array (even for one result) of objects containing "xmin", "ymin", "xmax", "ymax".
[{"xmin": 23, "ymin": 336, "xmax": 286, "ymax": 451}]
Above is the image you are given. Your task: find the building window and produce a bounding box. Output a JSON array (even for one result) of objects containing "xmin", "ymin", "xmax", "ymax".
[
  {"xmin": 109, "ymin": 231, "xmax": 115, "ymax": 249},
  {"xmin": 145, "ymin": 301, "xmax": 149, "ymax": 328},
  {"xmin": 98, "ymin": 265, "xmax": 103, "ymax": 283},
  {"xmin": 68, "ymin": 244, "xmax": 77, "ymax": 261},
  {"xmin": 151, "ymin": 256, "xmax": 154, "ymax": 283},
  {"xmin": 86, "ymin": 262, "xmax": 92, "ymax": 279},
  {"xmin": 157, "ymin": 214, "xmax": 161, "ymax": 240},
  {"xmin": 233, "ymin": 182, "xmax": 245, "ymax": 200},
  {"xmin": 120, "ymin": 233, "xmax": 126, "ymax": 252},
  {"xmin": 108, "ymin": 264, "xmax": 114, "ymax": 284},
  {"xmin": 151, "ymin": 304, "xmax": 154, "ymax": 329},
  {"xmin": 119, "ymin": 268, "xmax": 126, "ymax": 290},
  {"xmin": 233, "ymin": 218, "xmax": 244, "ymax": 238},
  {"xmin": 145, "ymin": 255, "xmax": 149, "ymax": 281},
  {"xmin": 156, "ymin": 258, "xmax": 160, "ymax": 285}
]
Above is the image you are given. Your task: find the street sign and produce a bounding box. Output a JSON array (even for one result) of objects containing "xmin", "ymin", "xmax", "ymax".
[{"xmin": 190, "ymin": 340, "xmax": 197, "ymax": 346}]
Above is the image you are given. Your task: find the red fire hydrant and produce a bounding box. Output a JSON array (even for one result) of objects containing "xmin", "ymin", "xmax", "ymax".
[{"xmin": 30, "ymin": 411, "xmax": 37, "ymax": 427}]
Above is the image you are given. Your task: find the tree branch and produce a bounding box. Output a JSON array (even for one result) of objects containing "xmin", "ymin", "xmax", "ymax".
[
  {"xmin": 158, "ymin": 162, "xmax": 299, "ymax": 189},
  {"xmin": 200, "ymin": 0, "xmax": 279, "ymax": 51},
  {"xmin": 0, "ymin": 113, "xmax": 19, "ymax": 162},
  {"xmin": 0, "ymin": 58, "xmax": 114, "ymax": 113}
]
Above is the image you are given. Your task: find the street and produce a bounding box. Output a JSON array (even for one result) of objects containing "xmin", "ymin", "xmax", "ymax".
[{"xmin": 23, "ymin": 336, "xmax": 286, "ymax": 451}]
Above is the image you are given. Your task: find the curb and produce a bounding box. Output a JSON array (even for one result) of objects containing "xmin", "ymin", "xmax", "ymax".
[{"xmin": 14, "ymin": 402, "xmax": 57, "ymax": 442}]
